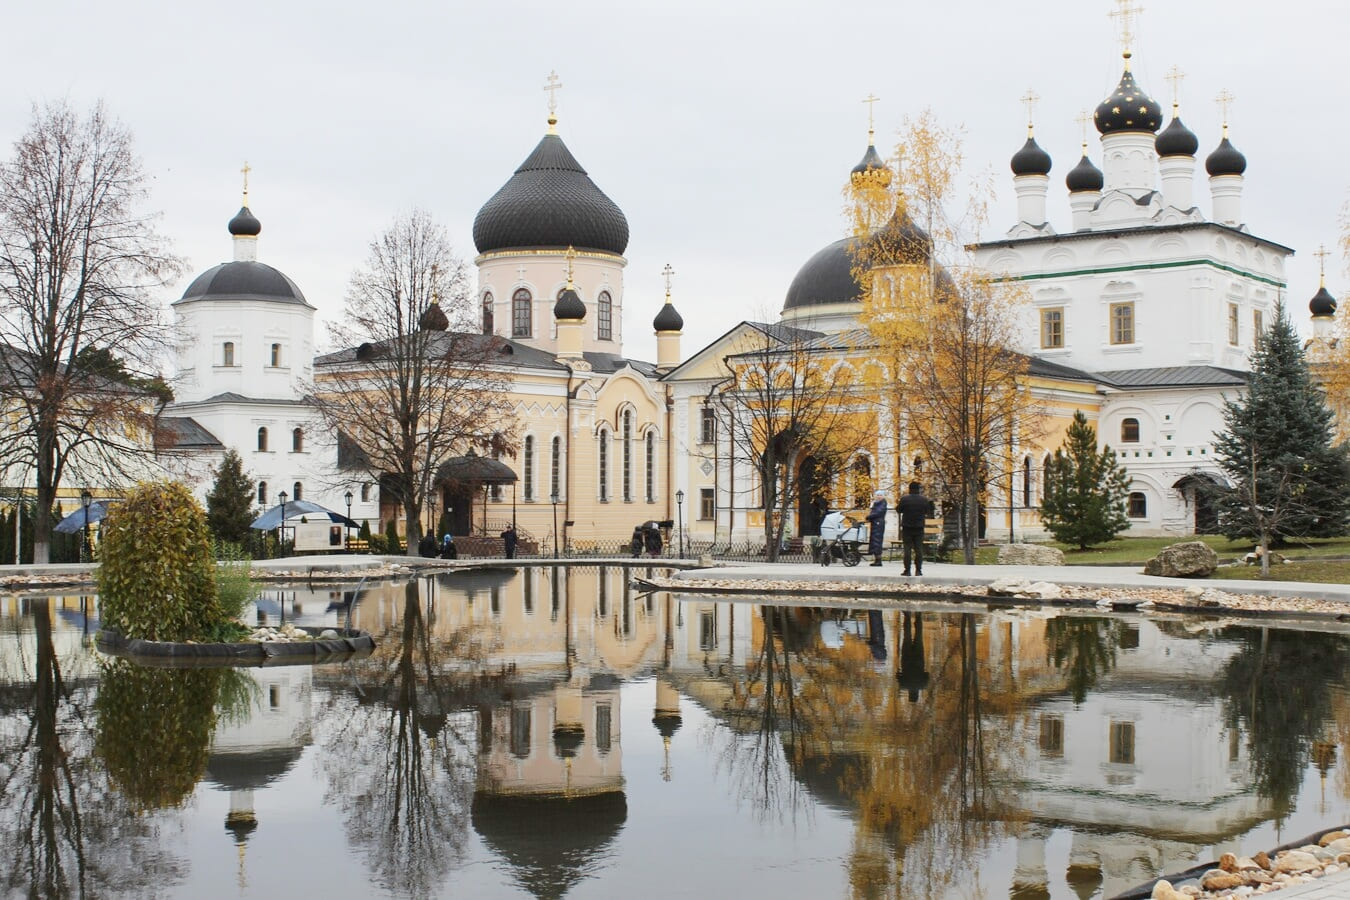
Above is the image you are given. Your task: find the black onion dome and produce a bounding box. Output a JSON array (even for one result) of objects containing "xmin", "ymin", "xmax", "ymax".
[
  {"xmin": 1010, "ymin": 136, "xmax": 1052, "ymax": 176},
  {"xmin": 652, "ymin": 301, "xmax": 683, "ymax": 332},
  {"xmin": 553, "ymin": 287, "xmax": 586, "ymax": 321},
  {"xmin": 851, "ymin": 143, "xmax": 888, "ymax": 180},
  {"xmin": 1310, "ymin": 286, "xmax": 1337, "ymax": 317},
  {"xmin": 783, "ymin": 212, "xmax": 932, "ymax": 312},
  {"xmin": 653, "ymin": 712, "xmax": 683, "ymax": 739},
  {"xmin": 1155, "ymin": 116, "xmax": 1199, "ymax": 157},
  {"xmin": 473, "ymin": 134, "xmax": 629, "ymax": 255},
  {"xmin": 1066, "ymin": 153, "xmax": 1104, "ymax": 192},
  {"xmin": 1205, "ymin": 136, "xmax": 1247, "ymax": 176},
  {"xmin": 419, "ymin": 301, "xmax": 449, "ymax": 331},
  {"xmin": 228, "ymin": 206, "xmax": 261, "ymax": 236},
  {"xmin": 177, "ymin": 261, "xmax": 308, "ymax": 305},
  {"xmin": 1094, "ymin": 67, "xmax": 1163, "ymax": 134}
]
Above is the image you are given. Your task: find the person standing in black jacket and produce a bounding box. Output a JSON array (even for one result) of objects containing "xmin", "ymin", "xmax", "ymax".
[
  {"xmin": 865, "ymin": 491, "xmax": 888, "ymax": 567},
  {"xmin": 897, "ymin": 481, "xmax": 935, "ymax": 576}
]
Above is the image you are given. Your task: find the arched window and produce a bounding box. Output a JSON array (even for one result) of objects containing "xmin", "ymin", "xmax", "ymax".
[
  {"xmin": 551, "ymin": 436, "xmax": 562, "ymax": 500},
  {"xmin": 482, "ymin": 292, "xmax": 494, "ymax": 335},
  {"xmin": 257, "ymin": 481, "xmax": 268, "ymax": 505},
  {"xmin": 360, "ymin": 483, "xmax": 371, "ymax": 502},
  {"xmin": 270, "ymin": 343, "xmax": 282, "ymax": 367},
  {"xmin": 523, "ymin": 435, "xmax": 535, "ymax": 501},
  {"xmin": 645, "ymin": 431, "xmax": 656, "ymax": 502},
  {"xmin": 621, "ymin": 411, "xmax": 633, "ymax": 502},
  {"xmin": 1042, "ymin": 453, "xmax": 1052, "ymax": 500},
  {"xmin": 293, "ymin": 481, "xmax": 303, "ymax": 502},
  {"xmin": 1121, "ymin": 418, "xmax": 1140, "ymax": 443},
  {"xmin": 223, "ymin": 342, "xmax": 235, "ymax": 366},
  {"xmin": 598, "ymin": 428, "xmax": 610, "ymax": 501},
  {"xmin": 913, "ymin": 456, "xmax": 923, "ymax": 472},
  {"xmin": 490, "ymin": 448, "xmax": 503, "ymax": 502},
  {"xmin": 852, "ymin": 455, "xmax": 871, "ymax": 508},
  {"xmin": 1128, "ymin": 491, "xmax": 1147, "ymax": 518},
  {"xmin": 257, "ymin": 427, "xmax": 268, "ymax": 452},
  {"xmin": 292, "ymin": 427, "xmax": 304, "ymax": 452},
  {"xmin": 1023, "ymin": 456, "xmax": 1033, "ymax": 507},
  {"xmin": 597, "ymin": 291, "xmax": 613, "ymax": 341},
  {"xmin": 512, "ymin": 288, "xmax": 532, "ymax": 337}
]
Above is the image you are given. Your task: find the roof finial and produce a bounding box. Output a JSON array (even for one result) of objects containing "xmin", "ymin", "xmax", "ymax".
[
  {"xmin": 544, "ymin": 70, "xmax": 563, "ymax": 134},
  {"xmin": 1215, "ymin": 88, "xmax": 1234, "ymax": 138},
  {"xmin": 1109, "ymin": 0, "xmax": 1143, "ymax": 68},
  {"xmin": 240, "ymin": 160, "xmax": 251, "ymax": 207},
  {"xmin": 862, "ymin": 93, "xmax": 880, "ymax": 142},
  {"xmin": 1076, "ymin": 109, "xmax": 1092, "ymax": 151},
  {"xmin": 565, "ymin": 245, "xmax": 576, "ymax": 288},
  {"xmin": 1316, "ymin": 244, "xmax": 1330, "ymax": 288},
  {"xmin": 1164, "ymin": 64, "xmax": 1185, "ymax": 114},
  {"xmin": 662, "ymin": 262, "xmax": 675, "ymax": 303},
  {"xmin": 1020, "ymin": 89, "xmax": 1040, "ymax": 138}
]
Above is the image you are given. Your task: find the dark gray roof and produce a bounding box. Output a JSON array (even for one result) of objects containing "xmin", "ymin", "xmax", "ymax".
[
  {"xmin": 155, "ymin": 416, "xmax": 223, "ymax": 450},
  {"xmin": 1027, "ymin": 356, "xmax": 1099, "ymax": 382},
  {"xmin": 472, "ymin": 133, "xmax": 629, "ymax": 256},
  {"xmin": 1095, "ymin": 366, "xmax": 1248, "ymax": 389},
  {"xmin": 175, "ymin": 260, "xmax": 311, "ymax": 306},
  {"xmin": 436, "ymin": 455, "xmax": 518, "ymax": 484},
  {"xmin": 583, "ymin": 351, "xmax": 657, "ymax": 376},
  {"xmin": 782, "ymin": 236, "xmax": 861, "ymax": 311},
  {"xmin": 315, "ymin": 333, "xmax": 565, "ymax": 371},
  {"xmin": 970, "ymin": 220, "xmax": 1294, "ymax": 255},
  {"xmin": 187, "ymin": 391, "xmax": 312, "ymax": 406}
]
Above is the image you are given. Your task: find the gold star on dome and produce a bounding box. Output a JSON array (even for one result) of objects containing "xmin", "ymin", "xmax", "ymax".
[{"xmin": 1112, "ymin": 106, "xmax": 1121, "ymax": 114}]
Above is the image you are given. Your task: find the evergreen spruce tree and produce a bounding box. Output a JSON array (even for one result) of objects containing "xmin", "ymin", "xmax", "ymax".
[
  {"xmin": 205, "ymin": 449, "xmax": 256, "ymax": 546},
  {"xmin": 384, "ymin": 518, "xmax": 402, "ymax": 554},
  {"xmin": 1212, "ymin": 301, "xmax": 1350, "ymax": 570},
  {"xmin": 1039, "ymin": 411, "xmax": 1131, "ymax": 550}
]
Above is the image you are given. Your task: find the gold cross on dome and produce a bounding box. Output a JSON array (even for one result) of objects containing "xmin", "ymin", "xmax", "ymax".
[
  {"xmin": 1164, "ymin": 65, "xmax": 1185, "ymax": 110},
  {"xmin": 862, "ymin": 94, "xmax": 880, "ymax": 138},
  {"xmin": 240, "ymin": 160, "xmax": 251, "ymax": 205},
  {"xmin": 544, "ymin": 70, "xmax": 563, "ymax": 132},
  {"xmin": 1076, "ymin": 109, "xmax": 1092, "ymax": 147},
  {"xmin": 564, "ymin": 245, "xmax": 576, "ymax": 287},
  {"xmin": 1215, "ymin": 88, "xmax": 1235, "ymax": 134},
  {"xmin": 1020, "ymin": 89, "xmax": 1040, "ymax": 134},
  {"xmin": 1109, "ymin": 0, "xmax": 1144, "ymax": 58},
  {"xmin": 1316, "ymin": 244, "xmax": 1330, "ymax": 283},
  {"xmin": 662, "ymin": 263, "xmax": 675, "ymax": 299}
]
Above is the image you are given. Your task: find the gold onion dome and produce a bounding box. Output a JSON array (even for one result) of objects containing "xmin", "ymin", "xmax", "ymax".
[{"xmin": 1094, "ymin": 61, "xmax": 1163, "ymax": 134}]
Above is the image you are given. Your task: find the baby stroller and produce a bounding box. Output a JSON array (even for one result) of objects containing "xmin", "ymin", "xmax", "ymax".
[{"xmin": 815, "ymin": 511, "xmax": 864, "ymax": 567}]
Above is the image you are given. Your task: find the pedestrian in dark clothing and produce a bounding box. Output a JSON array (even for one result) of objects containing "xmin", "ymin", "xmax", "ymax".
[
  {"xmin": 644, "ymin": 525, "xmax": 663, "ymax": 558},
  {"xmin": 418, "ymin": 532, "xmax": 438, "ymax": 558},
  {"xmin": 897, "ymin": 481, "xmax": 936, "ymax": 576},
  {"xmin": 440, "ymin": 533, "xmax": 457, "ymax": 559},
  {"xmin": 631, "ymin": 527, "xmax": 644, "ymax": 558},
  {"xmin": 865, "ymin": 491, "xmax": 888, "ymax": 566},
  {"xmin": 501, "ymin": 525, "xmax": 518, "ymax": 559}
]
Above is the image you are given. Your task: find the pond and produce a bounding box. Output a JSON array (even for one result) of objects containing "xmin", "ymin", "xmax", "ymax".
[{"xmin": 3, "ymin": 565, "xmax": 1350, "ymax": 899}]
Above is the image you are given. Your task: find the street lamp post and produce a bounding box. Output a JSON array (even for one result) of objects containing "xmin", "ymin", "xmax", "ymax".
[
  {"xmin": 675, "ymin": 490, "xmax": 685, "ymax": 559},
  {"xmin": 80, "ymin": 489, "xmax": 92, "ymax": 563},
  {"xmin": 344, "ymin": 490, "xmax": 353, "ymax": 551},
  {"xmin": 550, "ymin": 492, "xmax": 559, "ymax": 559},
  {"xmin": 277, "ymin": 491, "xmax": 288, "ymax": 558},
  {"xmin": 429, "ymin": 490, "xmax": 438, "ymax": 543}
]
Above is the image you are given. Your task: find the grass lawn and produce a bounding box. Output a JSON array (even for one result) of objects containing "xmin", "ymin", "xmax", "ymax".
[
  {"xmin": 1210, "ymin": 559, "xmax": 1350, "ymax": 584},
  {"xmin": 965, "ymin": 535, "xmax": 1350, "ymax": 567}
]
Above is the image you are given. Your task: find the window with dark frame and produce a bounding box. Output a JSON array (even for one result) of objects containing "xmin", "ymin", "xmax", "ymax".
[
  {"xmin": 292, "ymin": 481, "xmax": 303, "ymax": 501},
  {"xmin": 597, "ymin": 291, "xmax": 612, "ymax": 341},
  {"xmin": 645, "ymin": 431, "xmax": 656, "ymax": 502},
  {"xmin": 1121, "ymin": 417, "xmax": 1140, "ymax": 443},
  {"xmin": 482, "ymin": 292, "xmax": 494, "ymax": 335},
  {"xmin": 292, "ymin": 427, "xmax": 304, "ymax": 452},
  {"xmin": 550, "ymin": 436, "xmax": 561, "ymax": 500},
  {"xmin": 523, "ymin": 435, "xmax": 535, "ymax": 501},
  {"xmin": 270, "ymin": 343, "xmax": 282, "ymax": 367},
  {"xmin": 700, "ymin": 406, "xmax": 716, "ymax": 444},
  {"xmin": 1041, "ymin": 307, "xmax": 1064, "ymax": 348},
  {"xmin": 699, "ymin": 488, "xmax": 714, "ymax": 520},
  {"xmin": 598, "ymin": 429, "xmax": 609, "ymax": 501},
  {"xmin": 1128, "ymin": 491, "xmax": 1147, "ymax": 518},
  {"xmin": 512, "ymin": 288, "xmax": 532, "ymax": 337},
  {"xmin": 257, "ymin": 427, "xmax": 268, "ymax": 452},
  {"xmin": 622, "ymin": 411, "xmax": 633, "ymax": 502},
  {"xmin": 223, "ymin": 342, "xmax": 235, "ymax": 366},
  {"xmin": 1110, "ymin": 301, "xmax": 1135, "ymax": 344},
  {"xmin": 257, "ymin": 481, "xmax": 268, "ymax": 505}
]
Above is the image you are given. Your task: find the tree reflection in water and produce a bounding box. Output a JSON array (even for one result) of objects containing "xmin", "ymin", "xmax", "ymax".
[
  {"xmin": 0, "ymin": 598, "xmax": 187, "ymax": 898},
  {"xmin": 1044, "ymin": 616, "xmax": 1123, "ymax": 705},
  {"xmin": 720, "ymin": 608, "xmax": 1012, "ymax": 898},
  {"xmin": 316, "ymin": 577, "xmax": 480, "ymax": 898}
]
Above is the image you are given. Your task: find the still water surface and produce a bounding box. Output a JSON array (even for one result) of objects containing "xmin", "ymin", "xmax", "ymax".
[{"xmin": 3, "ymin": 565, "xmax": 1350, "ymax": 899}]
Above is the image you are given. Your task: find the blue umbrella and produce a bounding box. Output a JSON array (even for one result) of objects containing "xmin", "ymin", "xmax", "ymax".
[
  {"xmin": 54, "ymin": 500, "xmax": 112, "ymax": 533},
  {"xmin": 250, "ymin": 499, "xmax": 357, "ymax": 530}
]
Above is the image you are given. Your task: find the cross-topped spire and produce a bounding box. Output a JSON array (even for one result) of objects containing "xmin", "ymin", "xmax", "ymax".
[
  {"xmin": 1020, "ymin": 89, "xmax": 1040, "ymax": 136},
  {"xmin": 544, "ymin": 70, "xmax": 563, "ymax": 134},
  {"xmin": 1109, "ymin": 0, "xmax": 1144, "ymax": 63},
  {"xmin": 565, "ymin": 245, "xmax": 576, "ymax": 287},
  {"xmin": 1164, "ymin": 64, "xmax": 1185, "ymax": 112},
  {"xmin": 1076, "ymin": 109, "xmax": 1093, "ymax": 149},
  {"xmin": 662, "ymin": 262, "xmax": 675, "ymax": 300},
  {"xmin": 1316, "ymin": 244, "xmax": 1330, "ymax": 287},
  {"xmin": 1215, "ymin": 88, "xmax": 1235, "ymax": 136},
  {"xmin": 240, "ymin": 160, "xmax": 251, "ymax": 206},
  {"xmin": 862, "ymin": 93, "xmax": 880, "ymax": 140}
]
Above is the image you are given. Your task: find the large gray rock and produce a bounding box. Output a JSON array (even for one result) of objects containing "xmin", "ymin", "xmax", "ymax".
[
  {"xmin": 1144, "ymin": 541, "xmax": 1218, "ymax": 578},
  {"xmin": 987, "ymin": 577, "xmax": 1062, "ymax": 600},
  {"xmin": 997, "ymin": 543, "xmax": 1065, "ymax": 566}
]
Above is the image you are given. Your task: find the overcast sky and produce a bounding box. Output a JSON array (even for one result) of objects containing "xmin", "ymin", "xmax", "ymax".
[{"xmin": 2, "ymin": 0, "xmax": 1343, "ymax": 363}]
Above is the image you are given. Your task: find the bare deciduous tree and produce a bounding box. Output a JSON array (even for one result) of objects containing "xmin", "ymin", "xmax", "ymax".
[
  {"xmin": 0, "ymin": 101, "xmax": 180, "ymax": 562},
  {"xmin": 312, "ymin": 210, "xmax": 516, "ymax": 552}
]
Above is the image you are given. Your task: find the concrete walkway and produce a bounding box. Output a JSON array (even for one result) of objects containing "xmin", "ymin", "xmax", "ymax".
[{"xmin": 669, "ymin": 559, "xmax": 1350, "ymax": 604}]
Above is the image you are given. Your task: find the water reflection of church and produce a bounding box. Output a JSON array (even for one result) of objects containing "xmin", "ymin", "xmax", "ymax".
[{"xmin": 163, "ymin": 575, "xmax": 1334, "ymax": 899}]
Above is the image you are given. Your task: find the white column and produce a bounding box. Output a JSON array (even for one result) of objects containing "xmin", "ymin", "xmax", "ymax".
[
  {"xmin": 1209, "ymin": 174, "xmax": 1244, "ymax": 226},
  {"xmin": 1158, "ymin": 155, "xmax": 1196, "ymax": 210}
]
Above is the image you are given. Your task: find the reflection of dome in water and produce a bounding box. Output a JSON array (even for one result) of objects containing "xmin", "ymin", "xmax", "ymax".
[
  {"xmin": 472, "ymin": 791, "xmax": 627, "ymax": 900},
  {"xmin": 205, "ymin": 746, "xmax": 304, "ymax": 791},
  {"xmin": 652, "ymin": 712, "xmax": 682, "ymax": 739}
]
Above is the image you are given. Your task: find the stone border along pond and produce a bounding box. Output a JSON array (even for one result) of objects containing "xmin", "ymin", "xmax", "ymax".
[
  {"xmin": 634, "ymin": 576, "xmax": 1350, "ymax": 622},
  {"xmin": 96, "ymin": 625, "xmax": 376, "ymax": 667}
]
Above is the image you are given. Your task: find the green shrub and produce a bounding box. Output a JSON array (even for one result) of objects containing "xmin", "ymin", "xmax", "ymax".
[
  {"xmin": 367, "ymin": 532, "xmax": 388, "ymax": 554},
  {"xmin": 214, "ymin": 539, "xmax": 260, "ymax": 624},
  {"xmin": 96, "ymin": 481, "xmax": 223, "ymax": 641},
  {"xmin": 384, "ymin": 518, "xmax": 402, "ymax": 553}
]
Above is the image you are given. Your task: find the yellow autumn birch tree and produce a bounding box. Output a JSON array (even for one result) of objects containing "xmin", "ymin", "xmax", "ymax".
[{"xmin": 846, "ymin": 110, "xmax": 1038, "ymax": 563}]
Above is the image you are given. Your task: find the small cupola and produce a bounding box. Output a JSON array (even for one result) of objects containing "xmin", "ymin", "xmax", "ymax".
[{"xmin": 553, "ymin": 246, "xmax": 586, "ymax": 320}]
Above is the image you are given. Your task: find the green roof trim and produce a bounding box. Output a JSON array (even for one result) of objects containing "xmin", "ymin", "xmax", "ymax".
[{"xmin": 1000, "ymin": 258, "xmax": 1287, "ymax": 289}]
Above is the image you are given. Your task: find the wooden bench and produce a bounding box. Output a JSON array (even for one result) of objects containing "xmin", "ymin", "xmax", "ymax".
[
  {"xmin": 346, "ymin": 538, "xmax": 370, "ymax": 553},
  {"xmin": 889, "ymin": 522, "xmax": 944, "ymax": 558}
]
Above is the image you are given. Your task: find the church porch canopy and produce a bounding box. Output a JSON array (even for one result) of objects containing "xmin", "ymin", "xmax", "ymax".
[{"xmin": 436, "ymin": 455, "xmax": 518, "ymax": 485}]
